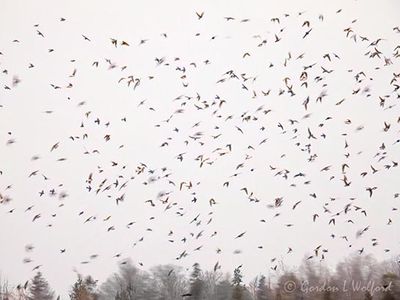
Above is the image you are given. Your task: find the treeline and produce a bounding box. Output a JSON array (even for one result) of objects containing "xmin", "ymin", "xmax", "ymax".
[{"xmin": 1, "ymin": 253, "xmax": 399, "ymax": 300}]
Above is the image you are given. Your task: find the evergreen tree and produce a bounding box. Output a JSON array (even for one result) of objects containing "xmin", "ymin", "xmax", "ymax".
[
  {"xmin": 232, "ymin": 267, "xmax": 243, "ymax": 300},
  {"xmin": 256, "ymin": 275, "xmax": 269, "ymax": 300},
  {"xmin": 189, "ymin": 263, "xmax": 204, "ymax": 300},
  {"xmin": 232, "ymin": 267, "xmax": 243, "ymax": 286},
  {"xmin": 28, "ymin": 272, "xmax": 54, "ymax": 300}
]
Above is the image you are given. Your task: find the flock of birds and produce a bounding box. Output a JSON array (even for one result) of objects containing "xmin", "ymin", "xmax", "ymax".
[{"xmin": 0, "ymin": 4, "xmax": 399, "ymax": 285}]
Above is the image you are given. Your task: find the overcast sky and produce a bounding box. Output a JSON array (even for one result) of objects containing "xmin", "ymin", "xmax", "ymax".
[{"xmin": 0, "ymin": 0, "xmax": 399, "ymax": 297}]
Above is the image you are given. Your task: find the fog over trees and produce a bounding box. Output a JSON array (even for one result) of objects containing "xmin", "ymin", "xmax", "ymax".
[{"xmin": 1, "ymin": 253, "xmax": 399, "ymax": 300}]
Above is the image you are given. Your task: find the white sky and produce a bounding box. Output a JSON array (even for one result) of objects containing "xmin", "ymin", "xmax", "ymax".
[{"xmin": 0, "ymin": 0, "xmax": 399, "ymax": 297}]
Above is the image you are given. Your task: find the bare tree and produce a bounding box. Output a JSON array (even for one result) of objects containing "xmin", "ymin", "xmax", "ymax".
[
  {"xmin": 275, "ymin": 272, "xmax": 303, "ymax": 300},
  {"xmin": 215, "ymin": 274, "xmax": 232, "ymax": 300},
  {"xmin": 99, "ymin": 260, "xmax": 150, "ymax": 300},
  {"xmin": 70, "ymin": 274, "xmax": 98, "ymax": 300},
  {"xmin": 299, "ymin": 256, "xmax": 331, "ymax": 300},
  {"xmin": 150, "ymin": 264, "xmax": 188, "ymax": 300},
  {"xmin": 0, "ymin": 275, "xmax": 14, "ymax": 300},
  {"xmin": 201, "ymin": 270, "xmax": 223, "ymax": 300}
]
